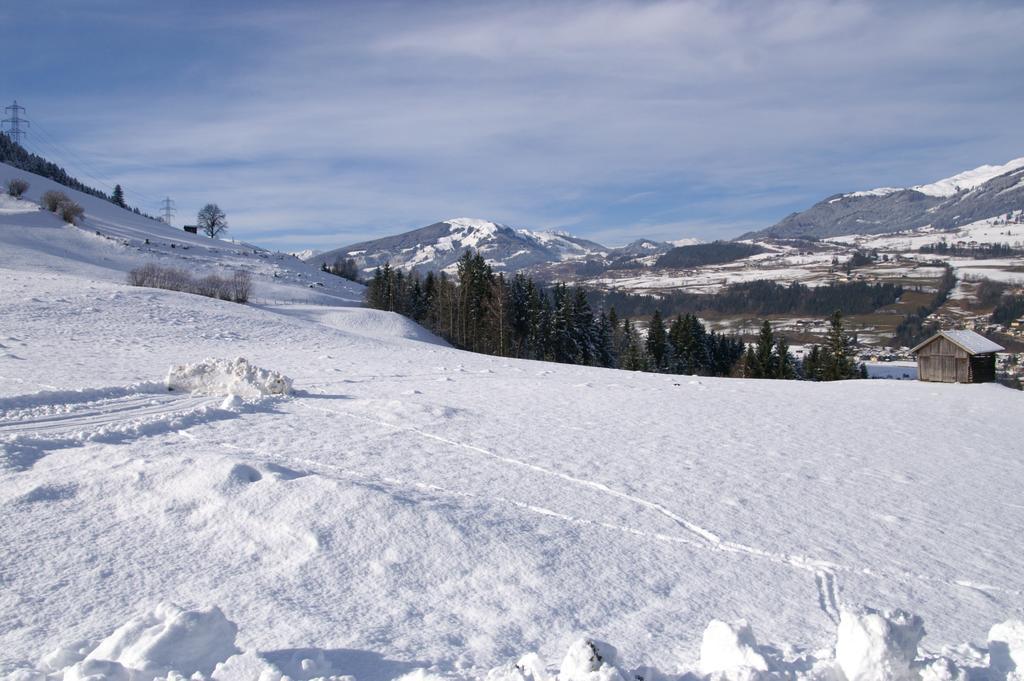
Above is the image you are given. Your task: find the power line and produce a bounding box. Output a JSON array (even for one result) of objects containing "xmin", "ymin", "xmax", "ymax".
[
  {"xmin": 6, "ymin": 102, "xmax": 170, "ymax": 216},
  {"xmin": 2, "ymin": 100, "xmax": 30, "ymax": 144},
  {"xmin": 160, "ymin": 197, "xmax": 176, "ymax": 225},
  {"xmin": 28, "ymin": 119, "xmax": 166, "ymax": 209}
]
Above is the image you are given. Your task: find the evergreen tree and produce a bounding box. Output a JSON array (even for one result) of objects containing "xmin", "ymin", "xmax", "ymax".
[
  {"xmin": 775, "ymin": 335, "xmax": 795, "ymax": 379},
  {"xmin": 595, "ymin": 312, "xmax": 616, "ymax": 368},
  {"xmin": 753, "ymin": 320, "xmax": 777, "ymax": 378},
  {"xmin": 620, "ymin": 319, "xmax": 648, "ymax": 371},
  {"xmin": 646, "ymin": 310, "xmax": 668, "ymax": 371},
  {"xmin": 737, "ymin": 344, "xmax": 758, "ymax": 378},
  {"xmin": 822, "ymin": 310, "xmax": 858, "ymax": 380},
  {"xmin": 803, "ymin": 345, "xmax": 822, "ymax": 381},
  {"xmin": 570, "ymin": 287, "xmax": 596, "ymax": 365},
  {"xmin": 112, "ymin": 184, "xmax": 126, "ymax": 208}
]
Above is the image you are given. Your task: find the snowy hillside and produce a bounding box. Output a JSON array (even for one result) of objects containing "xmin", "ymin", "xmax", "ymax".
[
  {"xmin": 746, "ymin": 156, "xmax": 1024, "ymax": 239},
  {"xmin": 2, "ymin": 164, "xmax": 1024, "ymax": 680},
  {"xmin": 911, "ymin": 157, "xmax": 1024, "ymax": 198},
  {"xmin": 0, "ymin": 163, "xmax": 363, "ymax": 306}
]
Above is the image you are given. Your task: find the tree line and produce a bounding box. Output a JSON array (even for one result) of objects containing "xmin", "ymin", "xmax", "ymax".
[
  {"xmin": 0, "ymin": 133, "xmax": 152, "ymax": 218},
  {"xmin": 365, "ymin": 251, "xmax": 864, "ymax": 381},
  {"xmin": 591, "ymin": 278, "xmax": 902, "ymax": 319},
  {"xmin": 920, "ymin": 240, "xmax": 1023, "ymax": 259}
]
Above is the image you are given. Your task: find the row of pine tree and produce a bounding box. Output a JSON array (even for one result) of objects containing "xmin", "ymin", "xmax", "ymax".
[{"xmin": 361, "ymin": 251, "xmax": 863, "ymax": 380}]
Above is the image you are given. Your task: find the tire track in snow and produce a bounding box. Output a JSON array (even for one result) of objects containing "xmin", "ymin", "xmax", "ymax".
[{"xmin": 294, "ymin": 398, "xmax": 1022, "ymax": 607}]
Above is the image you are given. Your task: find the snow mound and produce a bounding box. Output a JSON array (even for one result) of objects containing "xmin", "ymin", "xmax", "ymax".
[
  {"xmin": 484, "ymin": 653, "xmax": 549, "ymax": 681},
  {"xmin": 989, "ymin": 620, "xmax": 1024, "ymax": 681},
  {"xmin": 835, "ymin": 607, "xmax": 924, "ymax": 681},
  {"xmin": 165, "ymin": 357, "xmax": 292, "ymax": 399},
  {"xmin": 557, "ymin": 639, "xmax": 624, "ymax": 681},
  {"xmin": 50, "ymin": 602, "xmax": 238, "ymax": 679},
  {"xmin": 699, "ymin": 619, "xmax": 769, "ymax": 677},
  {"xmin": 19, "ymin": 608, "xmax": 1024, "ymax": 681}
]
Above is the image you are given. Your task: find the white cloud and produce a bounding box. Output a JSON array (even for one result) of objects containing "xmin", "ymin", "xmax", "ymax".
[{"xmin": 18, "ymin": 0, "xmax": 1024, "ymax": 250}]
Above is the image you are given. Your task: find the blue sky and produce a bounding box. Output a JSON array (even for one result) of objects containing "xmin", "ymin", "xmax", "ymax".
[{"xmin": 2, "ymin": 0, "xmax": 1023, "ymax": 250}]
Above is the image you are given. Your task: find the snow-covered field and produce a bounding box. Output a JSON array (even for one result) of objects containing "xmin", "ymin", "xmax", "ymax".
[
  {"xmin": 585, "ymin": 250, "xmax": 844, "ymax": 295},
  {"xmin": 2, "ymin": 166, "xmax": 1024, "ymax": 680}
]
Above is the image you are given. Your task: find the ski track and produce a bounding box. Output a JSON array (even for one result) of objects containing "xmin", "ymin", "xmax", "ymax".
[
  {"xmin": 0, "ymin": 388, "xmax": 224, "ymax": 462},
  {"xmin": 292, "ymin": 396, "xmax": 1022, "ymax": 616}
]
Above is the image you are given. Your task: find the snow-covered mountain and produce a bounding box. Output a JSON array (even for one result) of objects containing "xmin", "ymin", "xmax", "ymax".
[
  {"xmin": 601, "ymin": 238, "xmax": 678, "ymax": 268},
  {"xmin": 746, "ymin": 157, "xmax": 1024, "ymax": 240},
  {"xmin": 312, "ymin": 217, "xmax": 608, "ymax": 274},
  {"xmin": 289, "ymin": 248, "xmax": 321, "ymax": 261}
]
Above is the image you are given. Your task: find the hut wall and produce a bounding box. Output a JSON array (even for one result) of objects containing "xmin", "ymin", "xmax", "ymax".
[{"xmin": 916, "ymin": 337, "xmax": 970, "ymax": 383}]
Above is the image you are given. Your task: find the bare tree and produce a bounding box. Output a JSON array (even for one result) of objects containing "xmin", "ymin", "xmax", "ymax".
[
  {"xmin": 197, "ymin": 203, "xmax": 228, "ymax": 238},
  {"xmin": 6, "ymin": 178, "xmax": 29, "ymax": 198}
]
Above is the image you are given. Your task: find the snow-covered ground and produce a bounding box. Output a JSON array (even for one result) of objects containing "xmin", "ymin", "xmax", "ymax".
[
  {"xmin": 2, "ymin": 166, "xmax": 1024, "ymax": 680},
  {"xmin": 585, "ymin": 249, "xmax": 844, "ymax": 295}
]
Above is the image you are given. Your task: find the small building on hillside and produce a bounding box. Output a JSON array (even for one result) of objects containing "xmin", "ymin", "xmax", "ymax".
[
  {"xmin": 911, "ymin": 330, "xmax": 1004, "ymax": 383},
  {"xmin": 183, "ymin": 225, "xmax": 198, "ymax": 234}
]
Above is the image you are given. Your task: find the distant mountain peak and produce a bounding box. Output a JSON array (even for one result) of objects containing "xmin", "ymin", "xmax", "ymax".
[
  {"xmin": 744, "ymin": 156, "xmax": 1024, "ymax": 240},
  {"xmin": 311, "ymin": 217, "xmax": 609, "ymax": 274}
]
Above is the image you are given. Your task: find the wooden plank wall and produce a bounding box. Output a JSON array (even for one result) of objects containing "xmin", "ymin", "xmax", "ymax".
[{"xmin": 916, "ymin": 337, "xmax": 997, "ymax": 383}]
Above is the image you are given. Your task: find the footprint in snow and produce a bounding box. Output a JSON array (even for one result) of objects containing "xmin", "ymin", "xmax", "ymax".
[
  {"xmin": 262, "ymin": 463, "xmax": 309, "ymax": 480},
  {"xmin": 16, "ymin": 483, "xmax": 78, "ymax": 504},
  {"xmin": 226, "ymin": 464, "xmax": 263, "ymax": 485}
]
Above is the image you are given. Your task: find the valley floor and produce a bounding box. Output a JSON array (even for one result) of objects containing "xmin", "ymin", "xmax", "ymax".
[{"xmin": 2, "ymin": 265, "xmax": 1023, "ymax": 678}]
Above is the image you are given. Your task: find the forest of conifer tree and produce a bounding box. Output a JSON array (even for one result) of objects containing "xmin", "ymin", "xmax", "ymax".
[{"xmin": 362, "ymin": 251, "xmax": 865, "ymax": 381}]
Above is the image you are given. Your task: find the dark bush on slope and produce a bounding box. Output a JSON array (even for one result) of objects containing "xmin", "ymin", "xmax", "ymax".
[
  {"xmin": 40, "ymin": 189, "xmax": 69, "ymax": 211},
  {"xmin": 6, "ymin": 178, "xmax": 29, "ymax": 197},
  {"xmin": 57, "ymin": 199, "xmax": 84, "ymax": 225}
]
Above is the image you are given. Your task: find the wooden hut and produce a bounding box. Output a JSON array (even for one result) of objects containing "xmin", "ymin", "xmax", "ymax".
[{"xmin": 910, "ymin": 330, "xmax": 1004, "ymax": 383}]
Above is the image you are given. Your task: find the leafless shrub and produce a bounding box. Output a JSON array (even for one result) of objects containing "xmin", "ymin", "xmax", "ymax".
[
  {"xmin": 126, "ymin": 264, "xmax": 253, "ymax": 304},
  {"xmin": 57, "ymin": 199, "xmax": 85, "ymax": 225},
  {"xmin": 6, "ymin": 178, "xmax": 29, "ymax": 198},
  {"xmin": 195, "ymin": 274, "xmax": 231, "ymax": 300},
  {"xmin": 230, "ymin": 270, "xmax": 252, "ymax": 303},
  {"xmin": 41, "ymin": 190, "xmax": 69, "ymax": 212}
]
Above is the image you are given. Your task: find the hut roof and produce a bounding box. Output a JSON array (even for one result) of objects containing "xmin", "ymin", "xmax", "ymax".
[{"xmin": 910, "ymin": 330, "xmax": 1005, "ymax": 355}]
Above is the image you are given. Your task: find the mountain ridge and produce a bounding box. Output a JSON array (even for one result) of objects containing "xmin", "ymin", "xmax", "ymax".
[
  {"xmin": 310, "ymin": 218, "xmax": 687, "ymax": 274},
  {"xmin": 742, "ymin": 157, "xmax": 1024, "ymax": 240}
]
